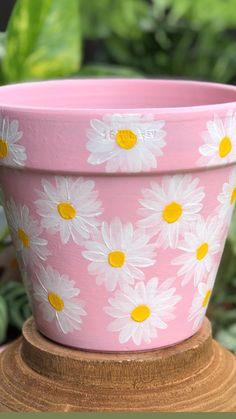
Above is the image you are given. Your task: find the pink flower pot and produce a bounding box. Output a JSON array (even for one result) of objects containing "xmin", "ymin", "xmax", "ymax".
[{"xmin": 0, "ymin": 79, "xmax": 235, "ymax": 351}]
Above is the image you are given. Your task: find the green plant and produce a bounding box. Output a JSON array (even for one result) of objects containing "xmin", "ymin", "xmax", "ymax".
[
  {"xmin": 2, "ymin": 0, "xmax": 236, "ymax": 84},
  {"xmin": 2, "ymin": 0, "xmax": 81, "ymax": 83},
  {"xmin": 0, "ymin": 207, "xmax": 31, "ymax": 344},
  {"xmin": 0, "ymin": 280, "xmax": 31, "ymax": 340},
  {"xmin": 0, "ymin": 295, "xmax": 8, "ymax": 344},
  {"xmin": 209, "ymin": 211, "xmax": 236, "ymax": 353}
]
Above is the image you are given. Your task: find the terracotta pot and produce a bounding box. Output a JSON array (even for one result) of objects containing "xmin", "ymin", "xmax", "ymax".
[{"xmin": 0, "ymin": 79, "xmax": 235, "ymax": 351}]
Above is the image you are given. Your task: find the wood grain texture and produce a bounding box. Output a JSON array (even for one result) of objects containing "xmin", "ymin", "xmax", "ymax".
[{"xmin": 0, "ymin": 316, "xmax": 236, "ymax": 412}]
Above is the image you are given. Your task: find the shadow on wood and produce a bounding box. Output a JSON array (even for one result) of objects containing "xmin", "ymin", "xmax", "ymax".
[{"xmin": 0, "ymin": 316, "xmax": 236, "ymax": 412}]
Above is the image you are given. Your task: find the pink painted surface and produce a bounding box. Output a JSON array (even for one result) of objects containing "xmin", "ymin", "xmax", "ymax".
[{"xmin": 0, "ymin": 79, "xmax": 235, "ymax": 351}]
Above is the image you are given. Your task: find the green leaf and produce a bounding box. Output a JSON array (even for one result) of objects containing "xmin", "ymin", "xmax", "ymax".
[
  {"xmin": 228, "ymin": 210, "xmax": 236, "ymax": 255},
  {"xmin": 9, "ymin": 292, "xmax": 31, "ymax": 329},
  {"xmin": 0, "ymin": 33, "xmax": 6, "ymax": 62},
  {"xmin": 0, "ymin": 295, "xmax": 8, "ymax": 344},
  {"xmin": 214, "ymin": 240, "xmax": 236, "ymax": 290},
  {"xmin": 154, "ymin": 0, "xmax": 236, "ymax": 29},
  {"xmin": 2, "ymin": 0, "xmax": 81, "ymax": 82},
  {"xmin": 0, "ymin": 280, "xmax": 31, "ymax": 331},
  {"xmin": 216, "ymin": 327, "xmax": 236, "ymax": 353},
  {"xmin": 80, "ymin": 0, "xmax": 112, "ymax": 39},
  {"xmin": 80, "ymin": 0, "xmax": 149, "ymax": 40},
  {"xmin": 108, "ymin": 0, "xmax": 150, "ymax": 39},
  {"xmin": 0, "ymin": 32, "xmax": 6, "ymax": 85},
  {"xmin": 78, "ymin": 64, "xmax": 142, "ymax": 77},
  {"xmin": 0, "ymin": 206, "xmax": 9, "ymax": 242}
]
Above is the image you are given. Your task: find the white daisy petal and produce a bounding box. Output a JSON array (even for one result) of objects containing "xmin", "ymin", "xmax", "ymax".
[
  {"xmin": 198, "ymin": 111, "xmax": 236, "ymax": 166},
  {"xmin": 119, "ymin": 322, "xmax": 136, "ymax": 344},
  {"xmin": 4, "ymin": 198, "xmax": 50, "ymax": 269},
  {"xmin": 107, "ymin": 317, "xmax": 131, "ymax": 332},
  {"xmin": 39, "ymin": 302, "xmax": 55, "ymax": 322},
  {"xmin": 0, "ymin": 116, "xmax": 27, "ymax": 167},
  {"xmin": 86, "ymin": 113, "xmax": 166, "ymax": 173},
  {"xmin": 104, "ymin": 277, "xmax": 181, "ymax": 346},
  {"xmin": 188, "ymin": 268, "xmax": 217, "ymax": 330},
  {"xmin": 83, "ymin": 217, "xmax": 156, "ymax": 291},
  {"xmin": 132, "ymin": 326, "xmax": 145, "ymax": 346},
  {"xmin": 32, "ymin": 265, "xmax": 87, "ymax": 334},
  {"xmin": 138, "ymin": 174, "xmax": 205, "ymax": 248},
  {"xmin": 172, "ymin": 215, "xmax": 223, "ymax": 287},
  {"xmin": 35, "ymin": 176, "xmax": 103, "ymax": 246},
  {"xmin": 216, "ymin": 167, "xmax": 236, "ymax": 227},
  {"xmin": 199, "ymin": 144, "xmax": 216, "ymax": 156}
]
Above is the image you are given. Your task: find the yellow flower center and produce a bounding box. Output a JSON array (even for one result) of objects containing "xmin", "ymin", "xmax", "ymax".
[
  {"xmin": 115, "ymin": 129, "xmax": 137, "ymax": 149},
  {"xmin": 9, "ymin": 258, "xmax": 18, "ymax": 269},
  {"xmin": 218, "ymin": 136, "xmax": 232, "ymax": 158},
  {"xmin": 18, "ymin": 228, "xmax": 30, "ymax": 247},
  {"xmin": 202, "ymin": 289, "xmax": 212, "ymax": 308},
  {"xmin": 131, "ymin": 305, "xmax": 151, "ymax": 322},
  {"xmin": 108, "ymin": 250, "xmax": 125, "ymax": 267},
  {"xmin": 230, "ymin": 187, "xmax": 236, "ymax": 205},
  {"xmin": 0, "ymin": 138, "xmax": 8, "ymax": 158},
  {"xmin": 57, "ymin": 202, "xmax": 76, "ymax": 220},
  {"xmin": 196, "ymin": 242, "xmax": 209, "ymax": 260},
  {"xmin": 48, "ymin": 292, "xmax": 65, "ymax": 311},
  {"xmin": 162, "ymin": 201, "xmax": 183, "ymax": 224}
]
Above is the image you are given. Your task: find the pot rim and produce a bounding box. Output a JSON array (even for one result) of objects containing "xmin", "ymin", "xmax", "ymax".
[
  {"xmin": 0, "ymin": 78, "xmax": 236, "ymax": 115},
  {"xmin": 1, "ymin": 78, "xmax": 236, "ymax": 174}
]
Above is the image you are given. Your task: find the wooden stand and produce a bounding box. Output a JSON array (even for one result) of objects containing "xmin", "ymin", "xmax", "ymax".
[{"xmin": 0, "ymin": 317, "xmax": 236, "ymax": 412}]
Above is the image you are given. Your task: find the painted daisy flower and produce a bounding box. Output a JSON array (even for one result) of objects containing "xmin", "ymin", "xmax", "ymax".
[
  {"xmin": 138, "ymin": 174, "xmax": 205, "ymax": 248},
  {"xmin": 172, "ymin": 215, "xmax": 222, "ymax": 287},
  {"xmin": 188, "ymin": 269, "xmax": 216, "ymax": 330},
  {"xmin": 217, "ymin": 167, "xmax": 236, "ymax": 226},
  {"xmin": 35, "ymin": 176, "xmax": 103, "ymax": 245},
  {"xmin": 33, "ymin": 265, "xmax": 87, "ymax": 334},
  {"xmin": 0, "ymin": 115, "xmax": 27, "ymax": 167},
  {"xmin": 198, "ymin": 110, "xmax": 236, "ymax": 166},
  {"xmin": 5, "ymin": 198, "xmax": 50, "ymax": 268},
  {"xmin": 104, "ymin": 277, "xmax": 181, "ymax": 346},
  {"xmin": 86, "ymin": 113, "xmax": 166, "ymax": 172},
  {"xmin": 82, "ymin": 217, "xmax": 156, "ymax": 291}
]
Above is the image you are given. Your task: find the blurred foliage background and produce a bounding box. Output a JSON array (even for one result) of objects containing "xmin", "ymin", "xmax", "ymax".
[{"xmin": 0, "ymin": 0, "xmax": 236, "ymax": 351}]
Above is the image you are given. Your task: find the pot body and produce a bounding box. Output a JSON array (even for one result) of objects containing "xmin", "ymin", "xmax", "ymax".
[{"xmin": 0, "ymin": 79, "xmax": 235, "ymax": 351}]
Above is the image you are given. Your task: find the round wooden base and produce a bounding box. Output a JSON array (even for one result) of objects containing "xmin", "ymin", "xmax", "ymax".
[{"xmin": 0, "ymin": 317, "xmax": 236, "ymax": 412}]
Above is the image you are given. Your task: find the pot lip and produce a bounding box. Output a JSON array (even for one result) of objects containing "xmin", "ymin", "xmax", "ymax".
[{"xmin": 0, "ymin": 78, "xmax": 236, "ymax": 115}]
